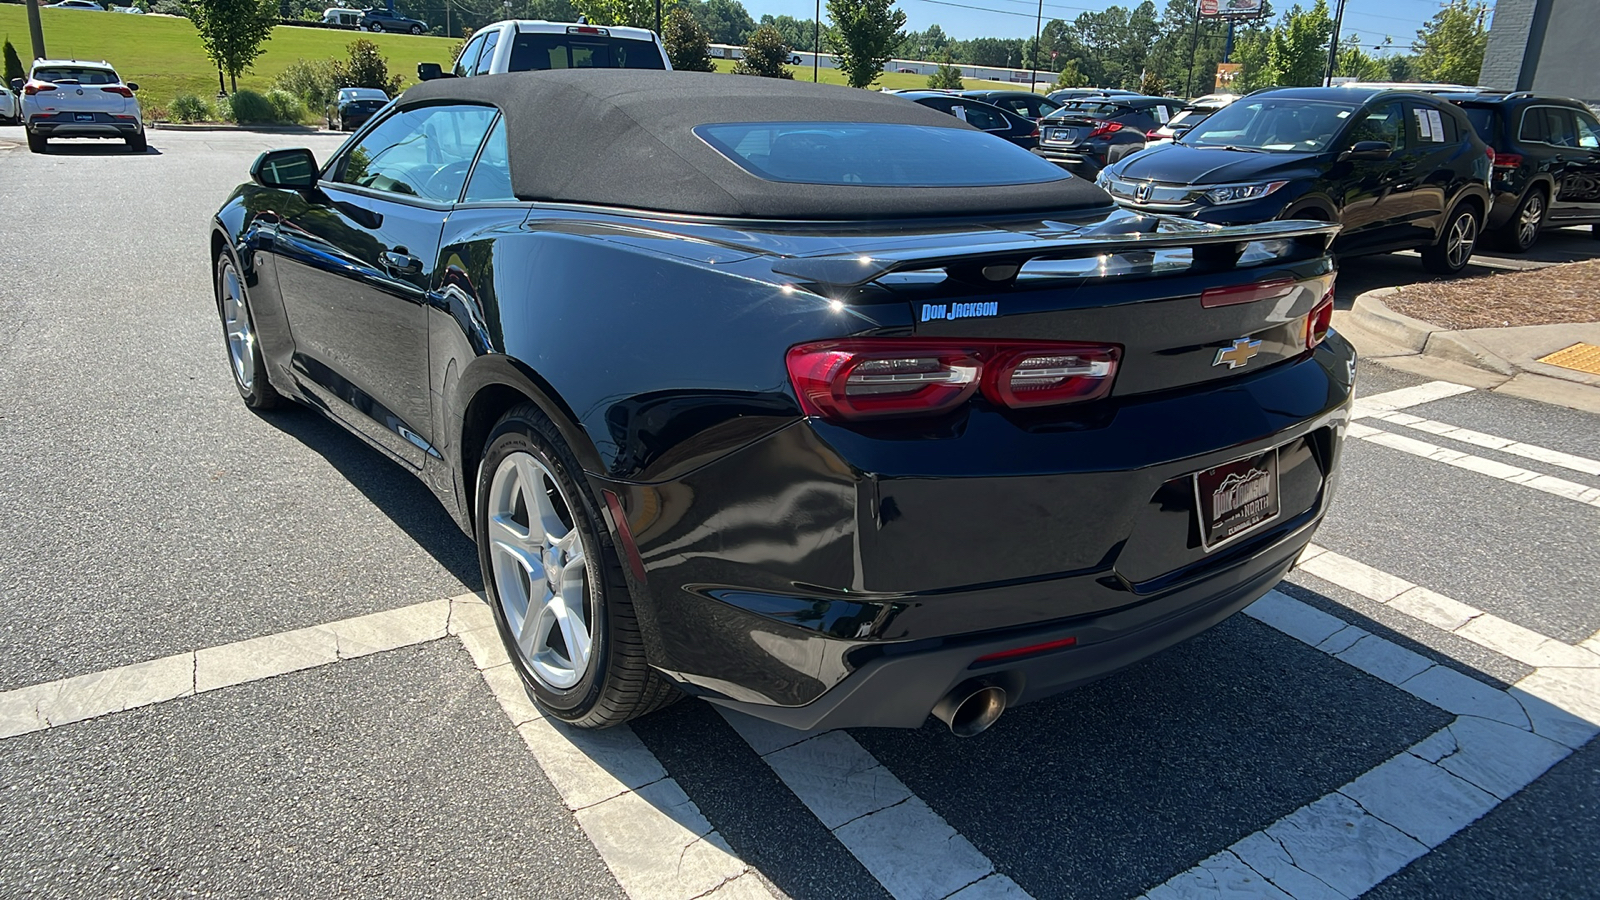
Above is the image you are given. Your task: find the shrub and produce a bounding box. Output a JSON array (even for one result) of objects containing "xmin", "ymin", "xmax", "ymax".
[
  {"xmin": 223, "ymin": 89, "xmax": 274, "ymax": 124},
  {"xmin": 169, "ymin": 93, "xmax": 212, "ymax": 123},
  {"xmin": 272, "ymin": 57, "xmax": 340, "ymax": 110},
  {"xmin": 331, "ymin": 38, "xmax": 405, "ymax": 96},
  {"xmin": 662, "ymin": 8, "xmax": 714, "ymax": 72},
  {"xmin": 265, "ymin": 88, "xmax": 306, "ymax": 124},
  {"xmin": 926, "ymin": 54, "xmax": 962, "ymax": 89},
  {"xmin": 732, "ymin": 25, "xmax": 794, "ymax": 79}
]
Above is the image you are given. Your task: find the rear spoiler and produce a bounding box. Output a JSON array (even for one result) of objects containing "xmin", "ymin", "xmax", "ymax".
[{"xmin": 770, "ymin": 217, "xmax": 1340, "ymax": 291}]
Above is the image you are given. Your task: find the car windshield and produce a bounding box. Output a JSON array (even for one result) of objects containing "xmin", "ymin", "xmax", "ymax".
[
  {"xmin": 1045, "ymin": 102, "xmax": 1122, "ymax": 119},
  {"xmin": 696, "ymin": 122, "xmax": 1070, "ymax": 187},
  {"xmin": 34, "ymin": 66, "xmax": 118, "ymax": 85},
  {"xmin": 507, "ymin": 32, "xmax": 665, "ymax": 70},
  {"xmin": 1182, "ymin": 97, "xmax": 1358, "ymax": 151}
]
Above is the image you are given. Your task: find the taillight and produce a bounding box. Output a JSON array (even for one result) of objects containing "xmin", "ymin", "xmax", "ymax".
[
  {"xmin": 1492, "ymin": 151, "xmax": 1522, "ymax": 169},
  {"xmin": 785, "ymin": 339, "xmax": 1120, "ymax": 422},
  {"xmin": 1146, "ymin": 129, "xmax": 1161, "ymax": 141},
  {"xmin": 1307, "ymin": 294, "xmax": 1334, "ymax": 348},
  {"xmin": 1484, "ymin": 146, "xmax": 1495, "ymax": 168},
  {"xmin": 1028, "ymin": 126, "xmax": 1040, "ymax": 138},
  {"xmin": 1200, "ymin": 278, "xmax": 1295, "ymax": 308},
  {"xmin": 101, "ymin": 85, "xmax": 134, "ymax": 98},
  {"xmin": 23, "ymin": 80, "xmax": 57, "ymax": 96},
  {"xmin": 1087, "ymin": 121, "xmax": 1124, "ymax": 139}
]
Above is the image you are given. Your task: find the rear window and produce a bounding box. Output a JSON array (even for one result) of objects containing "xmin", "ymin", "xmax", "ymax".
[
  {"xmin": 696, "ymin": 122, "xmax": 1070, "ymax": 187},
  {"xmin": 1047, "ymin": 102, "xmax": 1123, "ymax": 119},
  {"xmin": 507, "ymin": 33, "xmax": 665, "ymax": 70},
  {"xmin": 1458, "ymin": 105, "xmax": 1497, "ymax": 142},
  {"xmin": 33, "ymin": 66, "xmax": 118, "ymax": 85}
]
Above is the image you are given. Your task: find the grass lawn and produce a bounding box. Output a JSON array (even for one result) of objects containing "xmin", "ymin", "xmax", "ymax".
[
  {"xmin": 0, "ymin": 7, "xmax": 456, "ymax": 109},
  {"xmin": 0, "ymin": 8, "xmax": 1025, "ymax": 117}
]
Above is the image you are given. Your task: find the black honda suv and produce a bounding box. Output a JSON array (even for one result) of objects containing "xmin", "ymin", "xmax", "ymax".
[
  {"xmin": 1035, "ymin": 95, "xmax": 1182, "ymax": 175},
  {"xmin": 1439, "ymin": 92, "xmax": 1600, "ymax": 251},
  {"xmin": 1097, "ymin": 87, "xmax": 1492, "ymax": 274}
]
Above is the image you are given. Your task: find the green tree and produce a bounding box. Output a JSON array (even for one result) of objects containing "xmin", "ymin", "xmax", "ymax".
[
  {"xmin": 663, "ymin": 6, "xmax": 715, "ymax": 71},
  {"xmin": 1268, "ymin": 0, "xmax": 1333, "ymax": 87},
  {"xmin": 686, "ymin": 0, "xmax": 755, "ymax": 44},
  {"xmin": 732, "ymin": 24, "xmax": 794, "ymax": 78},
  {"xmin": 1231, "ymin": 28, "xmax": 1276, "ymax": 92},
  {"xmin": 759, "ymin": 14, "xmax": 828, "ymax": 55},
  {"xmin": 926, "ymin": 52, "xmax": 962, "ymax": 89},
  {"xmin": 1384, "ymin": 53, "xmax": 1418, "ymax": 82},
  {"xmin": 825, "ymin": 0, "xmax": 906, "ymax": 89},
  {"xmin": 2, "ymin": 38, "xmax": 24, "ymax": 88},
  {"xmin": 181, "ymin": 0, "xmax": 277, "ymax": 92},
  {"xmin": 573, "ymin": 0, "xmax": 663, "ymax": 29},
  {"xmin": 1335, "ymin": 36, "xmax": 1385, "ymax": 80},
  {"xmin": 1138, "ymin": 69, "xmax": 1165, "ymax": 96},
  {"xmin": 1413, "ymin": 0, "xmax": 1488, "ymax": 85},
  {"xmin": 332, "ymin": 38, "xmax": 405, "ymax": 95},
  {"xmin": 1053, "ymin": 58, "xmax": 1088, "ymax": 89}
]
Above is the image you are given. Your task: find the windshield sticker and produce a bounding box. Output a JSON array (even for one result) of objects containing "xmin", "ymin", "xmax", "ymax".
[{"xmin": 921, "ymin": 301, "xmax": 999, "ymax": 322}]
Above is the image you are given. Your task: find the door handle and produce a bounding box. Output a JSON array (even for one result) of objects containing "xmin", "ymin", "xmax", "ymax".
[{"xmin": 382, "ymin": 250, "xmax": 423, "ymax": 274}]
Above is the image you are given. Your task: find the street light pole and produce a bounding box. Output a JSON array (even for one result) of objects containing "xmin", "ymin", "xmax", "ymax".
[
  {"xmin": 24, "ymin": 0, "xmax": 46, "ymax": 62},
  {"xmin": 813, "ymin": 0, "xmax": 820, "ymax": 83},
  {"xmin": 1029, "ymin": 0, "xmax": 1043, "ymax": 91},
  {"xmin": 1323, "ymin": 0, "xmax": 1348, "ymax": 86}
]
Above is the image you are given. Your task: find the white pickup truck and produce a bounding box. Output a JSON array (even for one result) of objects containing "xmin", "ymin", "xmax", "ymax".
[{"xmin": 417, "ymin": 20, "xmax": 671, "ymax": 81}]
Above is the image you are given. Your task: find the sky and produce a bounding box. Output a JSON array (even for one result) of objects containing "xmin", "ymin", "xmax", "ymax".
[{"xmin": 739, "ymin": 0, "xmax": 1486, "ymax": 49}]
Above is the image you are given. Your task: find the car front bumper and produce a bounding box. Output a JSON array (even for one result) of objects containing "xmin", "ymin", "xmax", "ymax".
[{"xmin": 599, "ymin": 334, "xmax": 1358, "ymax": 730}]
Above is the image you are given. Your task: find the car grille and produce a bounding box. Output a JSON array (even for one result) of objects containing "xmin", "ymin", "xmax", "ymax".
[{"xmin": 1101, "ymin": 176, "xmax": 1199, "ymax": 207}]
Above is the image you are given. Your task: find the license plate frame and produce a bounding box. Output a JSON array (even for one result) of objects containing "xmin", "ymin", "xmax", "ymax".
[
  {"xmin": 74, "ymin": 112, "xmax": 94, "ymax": 122},
  {"xmin": 1051, "ymin": 127, "xmax": 1078, "ymax": 143},
  {"xmin": 1192, "ymin": 447, "xmax": 1281, "ymax": 551}
]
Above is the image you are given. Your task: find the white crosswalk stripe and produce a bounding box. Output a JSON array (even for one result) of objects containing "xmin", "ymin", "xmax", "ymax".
[{"xmin": 1347, "ymin": 421, "xmax": 1600, "ymax": 508}]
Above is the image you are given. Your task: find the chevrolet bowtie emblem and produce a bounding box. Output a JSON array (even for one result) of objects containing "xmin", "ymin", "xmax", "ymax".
[{"xmin": 1214, "ymin": 337, "xmax": 1262, "ymax": 369}]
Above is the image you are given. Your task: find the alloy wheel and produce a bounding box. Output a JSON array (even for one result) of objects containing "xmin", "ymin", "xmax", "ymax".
[
  {"xmin": 1518, "ymin": 194, "xmax": 1543, "ymax": 247},
  {"xmin": 218, "ymin": 258, "xmax": 256, "ymax": 392},
  {"xmin": 1447, "ymin": 212, "xmax": 1477, "ymax": 270},
  {"xmin": 487, "ymin": 452, "xmax": 593, "ymax": 690}
]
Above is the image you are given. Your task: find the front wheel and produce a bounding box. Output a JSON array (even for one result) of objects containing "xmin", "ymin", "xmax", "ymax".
[
  {"xmin": 214, "ymin": 254, "xmax": 281, "ymax": 409},
  {"xmin": 1421, "ymin": 204, "xmax": 1479, "ymax": 275},
  {"xmin": 476, "ymin": 404, "xmax": 679, "ymax": 728}
]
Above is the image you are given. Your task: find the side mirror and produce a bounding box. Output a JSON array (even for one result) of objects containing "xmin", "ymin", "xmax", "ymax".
[
  {"xmin": 250, "ymin": 148, "xmax": 319, "ymax": 190},
  {"xmin": 417, "ymin": 62, "xmax": 450, "ymax": 81},
  {"xmin": 8, "ymin": 78, "xmax": 20, "ymax": 93},
  {"xmin": 1339, "ymin": 140, "xmax": 1392, "ymax": 161},
  {"xmin": 126, "ymin": 82, "xmax": 139, "ymax": 92}
]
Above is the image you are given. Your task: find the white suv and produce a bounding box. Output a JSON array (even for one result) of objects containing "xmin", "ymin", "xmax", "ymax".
[
  {"xmin": 418, "ymin": 20, "xmax": 670, "ymax": 80},
  {"xmin": 21, "ymin": 59, "xmax": 146, "ymax": 153}
]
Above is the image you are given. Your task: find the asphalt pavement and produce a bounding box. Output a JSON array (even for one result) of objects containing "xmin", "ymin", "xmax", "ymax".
[{"xmin": 1, "ymin": 128, "xmax": 1596, "ymax": 900}]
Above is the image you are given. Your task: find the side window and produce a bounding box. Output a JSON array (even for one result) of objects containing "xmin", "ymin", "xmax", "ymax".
[
  {"xmin": 1349, "ymin": 102, "xmax": 1406, "ymax": 151},
  {"xmin": 1408, "ymin": 103, "xmax": 1453, "ymax": 145},
  {"xmin": 1519, "ymin": 107, "xmax": 1549, "ymax": 143},
  {"xmin": 334, "ymin": 105, "xmax": 498, "ymax": 203},
  {"xmin": 475, "ymin": 29, "xmax": 500, "ymax": 75},
  {"xmin": 454, "ymin": 35, "xmax": 485, "ymax": 78},
  {"xmin": 462, "ymin": 117, "xmax": 515, "ymax": 202},
  {"xmin": 1575, "ymin": 112, "xmax": 1600, "ymax": 150},
  {"xmin": 1542, "ymin": 108, "xmax": 1579, "ymax": 147},
  {"xmin": 963, "ymin": 106, "xmax": 1006, "ymax": 130}
]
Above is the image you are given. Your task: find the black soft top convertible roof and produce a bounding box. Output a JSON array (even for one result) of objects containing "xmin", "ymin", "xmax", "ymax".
[{"xmin": 399, "ymin": 70, "xmax": 1111, "ymax": 219}]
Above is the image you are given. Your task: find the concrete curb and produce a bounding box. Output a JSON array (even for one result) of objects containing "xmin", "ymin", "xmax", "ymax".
[
  {"xmin": 1347, "ymin": 288, "xmax": 1518, "ymax": 377},
  {"xmin": 149, "ymin": 122, "xmax": 328, "ymax": 133}
]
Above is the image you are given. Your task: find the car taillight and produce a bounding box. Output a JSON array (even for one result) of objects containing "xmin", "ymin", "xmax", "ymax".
[
  {"xmin": 101, "ymin": 85, "xmax": 134, "ymax": 98},
  {"xmin": 1087, "ymin": 121, "xmax": 1124, "ymax": 139},
  {"xmin": 1307, "ymin": 294, "xmax": 1334, "ymax": 348},
  {"xmin": 1028, "ymin": 126, "xmax": 1040, "ymax": 138},
  {"xmin": 1492, "ymin": 151, "xmax": 1522, "ymax": 169},
  {"xmin": 785, "ymin": 338, "xmax": 1121, "ymax": 421},
  {"xmin": 1201, "ymin": 278, "xmax": 1296, "ymax": 308},
  {"xmin": 23, "ymin": 80, "xmax": 57, "ymax": 95},
  {"xmin": 1146, "ymin": 129, "xmax": 1161, "ymax": 141}
]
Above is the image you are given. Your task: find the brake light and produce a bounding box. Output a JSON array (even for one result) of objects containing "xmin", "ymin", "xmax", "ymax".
[
  {"xmin": 1484, "ymin": 146, "xmax": 1494, "ymax": 168},
  {"xmin": 567, "ymin": 25, "xmax": 606, "ymax": 34},
  {"xmin": 1146, "ymin": 129, "xmax": 1161, "ymax": 141},
  {"xmin": 1028, "ymin": 126, "xmax": 1040, "ymax": 138},
  {"xmin": 974, "ymin": 636, "xmax": 1078, "ymax": 663},
  {"xmin": 101, "ymin": 85, "xmax": 134, "ymax": 98},
  {"xmin": 785, "ymin": 338, "xmax": 1121, "ymax": 421},
  {"xmin": 1201, "ymin": 278, "xmax": 1295, "ymax": 308},
  {"xmin": 1307, "ymin": 294, "xmax": 1334, "ymax": 348},
  {"xmin": 1087, "ymin": 121, "xmax": 1124, "ymax": 139},
  {"xmin": 23, "ymin": 80, "xmax": 57, "ymax": 96},
  {"xmin": 1492, "ymin": 151, "xmax": 1522, "ymax": 169}
]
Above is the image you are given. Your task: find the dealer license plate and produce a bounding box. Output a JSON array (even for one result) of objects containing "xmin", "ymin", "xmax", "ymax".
[
  {"xmin": 75, "ymin": 113, "xmax": 94, "ymax": 122},
  {"xmin": 1193, "ymin": 448, "xmax": 1280, "ymax": 550},
  {"xmin": 1050, "ymin": 127, "xmax": 1078, "ymax": 143}
]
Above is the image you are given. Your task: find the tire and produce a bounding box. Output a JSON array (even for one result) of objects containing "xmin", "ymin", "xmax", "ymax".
[
  {"xmin": 476, "ymin": 403, "xmax": 679, "ymax": 729},
  {"xmin": 126, "ymin": 130, "xmax": 146, "ymax": 153},
  {"xmin": 1105, "ymin": 142, "xmax": 1138, "ymax": 166},
  {"xmin": 409, "ymin": 24, "xmax": 422, "ymax": 34},
  {"xmin": 368, "ymin": 20, "xmax": 383, "ymax": 32},
  {"xmin": 1491, "ymin": 187, "xmax": 1545, "ymax": 252},
  {"xmin": 26, "ymin": 130, "xmax": 45, "ymax": 153},
  {"xmin": 213, "ymin": 253, "xmax": 282, "ymax": 409},
  {"xmin": 1421, "ymin": 203, "xmax": 1480, "ymax": 275}
]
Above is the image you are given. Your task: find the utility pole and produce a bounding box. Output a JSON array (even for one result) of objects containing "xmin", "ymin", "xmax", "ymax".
[
  {"xmin": 654, "ymin": 0, "xmax": 661, "ymax": 36},
  {"xmin": 1322, "ymin": 0, "xmax": 1348, "ymax": 86},
  {"xmin": 812, "ymin": 0, "xmax": 820, "ymax": 83},
  {"xmin": 24, "ymin": 0, "xmax": 46, "ymax": 62},
  {"xmin": 1184, "ymin": 0, "xmax": 1202, "ymax": 98},
  {"xmin": 1029, "ymin": 0, "xmax": 1042, "ymax": 92}
]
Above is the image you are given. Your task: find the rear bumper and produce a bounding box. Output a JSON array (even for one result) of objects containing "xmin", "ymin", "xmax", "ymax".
[
  {"xmin": 28, "ymin": 113, "xmax": 141, "ymax": 138},
  {"xmin": 602, "ymin": 334, "xmax": 1357, "ymax": 727},
  {"xmin": 1035, "ymin": 145, "xmax": 1106, "ymax": 173}
]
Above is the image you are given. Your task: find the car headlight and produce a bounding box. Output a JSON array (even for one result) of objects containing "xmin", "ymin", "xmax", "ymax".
[
  {"xmin": 1095, "ymin": 171, "xmax": 1111, "ymax": 189},
  {"xmin": 1203, "ymin": 181, "xmax": 1289, "ymax": 205}
]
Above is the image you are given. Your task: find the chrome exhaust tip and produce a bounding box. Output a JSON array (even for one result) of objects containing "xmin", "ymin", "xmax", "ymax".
[{"xmin": 931, "ymin": 683, "xmax": 1007, "ymax": 738}]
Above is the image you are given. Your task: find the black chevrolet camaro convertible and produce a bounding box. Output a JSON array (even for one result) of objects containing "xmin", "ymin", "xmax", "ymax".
[{"xmin": 211, "ymin": 70, "xmax": 1355, "ymax": 736}]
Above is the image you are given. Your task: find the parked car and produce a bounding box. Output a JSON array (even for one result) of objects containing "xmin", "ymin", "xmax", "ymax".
[
  {"xmin": 19, "ymin": 59, "xmax": 145, "ymax": 153},
  {"xmin": 1439, "ymin": 91, "xmax": 1600, "ymax": 251},
  {"xmin": 1146, "ymin": 93, "xmax": 1238, "ymax": 143},
  {"xmin": 359, "ymin": 6, "xmax": 427, "ymax": 33},
  {"xmin": 43, "ymin": 0, "xmax": 104, "ymax": 9},
  {"xmin": 418, "ymin": 19, "xmax": 669, "ymax": 80},
  {"xmin": 0, "ymin": 80, "xmax": 18, "ymax": 125},
  {"xmin": 1036, "ymin": 95, "xmax": 1181, "ymax": 175},
  {"xmin": 1097, "ymin": 86, "xmax": 1492, "ymax": 274},
  {"xmin": 327, "ymin": 86, "xmax": 389, "ymax": 130},
  {"xmin": 899, "ymin": 91, "xmax": 1040, "ymax": 150},
  {"xmin": 322, "ymin": 6, "xmax": 362, "ymax": 26},
  {"xmin": 212, "ymin": 70, "xmax": 1352, "ymax": 736},
  {"xmin": 954, "ymin": 90, "xmax": 1061, "ymax": 121}
]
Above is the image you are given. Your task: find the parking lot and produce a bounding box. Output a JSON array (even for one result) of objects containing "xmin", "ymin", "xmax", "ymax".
[{"xmin": 1, "ymin": 127, "xmax": 1597, "ymax": 900}]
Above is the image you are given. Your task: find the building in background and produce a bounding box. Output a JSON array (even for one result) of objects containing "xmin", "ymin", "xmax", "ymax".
[{"xmin": 1481, "ymin": 0, "xmax": 1600, "ymax": 103}]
